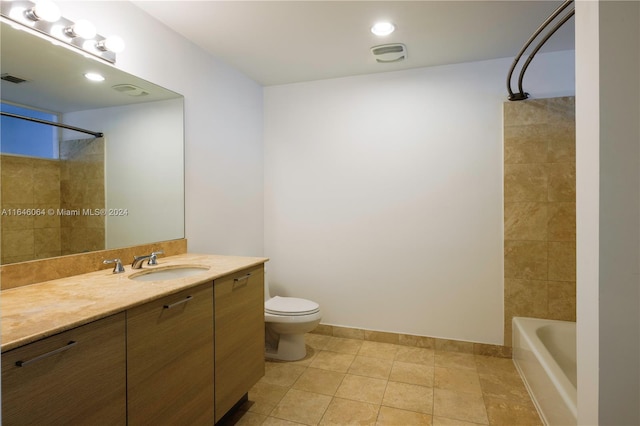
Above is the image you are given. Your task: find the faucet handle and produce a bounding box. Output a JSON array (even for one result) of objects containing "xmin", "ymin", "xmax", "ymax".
[
  {"xmin": 103, "ymin": 258, "xmax": 125, "ymax": 274},
  {"xmin": 149, "ymin": 250, "xmax": 164, "ymax": 265}
]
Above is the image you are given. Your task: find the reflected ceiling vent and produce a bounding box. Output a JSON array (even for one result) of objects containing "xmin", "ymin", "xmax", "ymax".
[
  {"xmin": 371, "ymin": 43, "xmax": 407, "ymax": 63},
  {"xmin": 1, "ymin": 73, "xmax": 29, "ymax": 84},
  {"xmin": 112, "ymin": 84, "xmax": 148, "ymax": 97}
]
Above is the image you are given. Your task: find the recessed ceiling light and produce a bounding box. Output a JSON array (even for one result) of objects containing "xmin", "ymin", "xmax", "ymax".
[
  {"xmin": 84, "ymin": 72, "xmax": 105, "ymax": 82},
  {"xmin": 371, "ymin": 22, "xmax": 395, "ymax": 36}
]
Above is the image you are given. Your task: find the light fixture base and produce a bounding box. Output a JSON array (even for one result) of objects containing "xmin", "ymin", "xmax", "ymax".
[{"xmin": 1, "ymin": 0, "xmax": 117, "ymax": 63}]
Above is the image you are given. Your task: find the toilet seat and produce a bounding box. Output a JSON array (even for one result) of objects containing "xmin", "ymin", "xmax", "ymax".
[{"xmin": 265, "ymin": 296, "xmax": 320, "ymax": 316}]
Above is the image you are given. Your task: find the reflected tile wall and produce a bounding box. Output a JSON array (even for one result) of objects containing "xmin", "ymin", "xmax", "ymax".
[
  {"xmin": 0, "ymin": 138, "xmax": 106, "ymax": 264},
  {"xmin": 503, "ymin": 96, "xmax": 576, "ymax": 346},
  {"xmin": 1, "ymin": 155, "xmax": 62, "ymax": 263},
  {"xmin": 59, "ymin": 137, "xmax": 105, "ymax": 255}
]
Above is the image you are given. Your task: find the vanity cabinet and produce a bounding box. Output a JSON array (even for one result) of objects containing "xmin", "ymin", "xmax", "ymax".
[
  {"xmin": 214, "ymin": 265, "xmax": 265, "ymax": 422},
  {"xmin": 1, "ymin": 313, "xmax": 126, "ymax": 425},
  {"xmin": 126, "ymin": 282, "xmax": 214, "ymax": 425}
]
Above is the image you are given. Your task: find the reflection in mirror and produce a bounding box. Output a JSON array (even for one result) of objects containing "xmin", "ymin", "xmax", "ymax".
[{"xmin": 0, "ymin": 20, "xmax": 185, "ymax": 264}]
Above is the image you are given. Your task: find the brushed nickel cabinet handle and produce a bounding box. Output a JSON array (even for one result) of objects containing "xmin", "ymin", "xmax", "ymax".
[
  {"xmin": 163, "ymin": 295, "xmax": 193, "ymax": 309},
  {"xmin": 233, "ymin": 273, "xmax": 251, "ymax": 290},
  {"xmin": 16, "ymin": 341, "xmax": 78, "ymax": 367}
]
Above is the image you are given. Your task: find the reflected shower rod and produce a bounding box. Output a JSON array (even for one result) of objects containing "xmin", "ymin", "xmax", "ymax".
[{"xmin": 0, "ymin": 111, "xmax": 104, "ymax": 138}]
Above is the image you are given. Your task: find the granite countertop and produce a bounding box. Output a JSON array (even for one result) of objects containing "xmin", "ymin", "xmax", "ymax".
[{"xmin": 1, "ymin": 253, "xmax": 268, "ymax": 352}]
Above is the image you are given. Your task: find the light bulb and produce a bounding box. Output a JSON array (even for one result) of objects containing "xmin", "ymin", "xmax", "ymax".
[
  {"xmin": 84, "ymin": 72, "xmax": 105, "ymax": 82},
  {"xmin": 371, "ymin": 22, "xmax": 395, "ymax": 36},
  {"xmin": 64, "ymin": 19, "xmax": 97, "ymax": 39},
  {"xmin": 96, "ymin": 35, "xmax": 125, "ymax": 53},
  {"xmin": 26, "ymin": 0, "xmax": 61, "ymax": 23}
]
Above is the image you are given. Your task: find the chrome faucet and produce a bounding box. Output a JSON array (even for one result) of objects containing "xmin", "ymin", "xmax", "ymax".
[
  {"xmin": 131, "ymin": 251, "xmax": 164, "ymax": 269},
  {"xmin": 103, "ymin": 258, "xmax": 125, "ymax": 273},
  {"xmin": 148, "ymin": 250, "xmax": 164, "ymax": 265}
]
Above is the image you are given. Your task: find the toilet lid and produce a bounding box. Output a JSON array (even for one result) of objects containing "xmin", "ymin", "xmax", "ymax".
[{"xmin": 265, "ymin": 296, "xmax": 320, "ymax": 316}]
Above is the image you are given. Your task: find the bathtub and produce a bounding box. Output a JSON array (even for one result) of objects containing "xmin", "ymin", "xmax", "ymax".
[{"xmin": 512, "ymin": 317, "xmax": 577, "ymax": 426}]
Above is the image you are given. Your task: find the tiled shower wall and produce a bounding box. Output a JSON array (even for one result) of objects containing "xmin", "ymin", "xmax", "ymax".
[
  {"xmin": 1, "ymin": 155, "xmax": 62, "ymax": 263},
  {"xmin": 59, "ymin": 138, "xmax": 105, "ymax": 255},
  {"xmin": 0, "ymin": 137, "xmax": 105, "ymax": 263},
  {"xmin": 503, "ymin": 96, "xmax": 576, "ymax": 346}
]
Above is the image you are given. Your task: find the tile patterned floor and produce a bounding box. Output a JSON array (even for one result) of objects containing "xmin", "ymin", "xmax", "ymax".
[{"xmin": 221, "ymin": 334, "xmax": 542, "ymax": 426}]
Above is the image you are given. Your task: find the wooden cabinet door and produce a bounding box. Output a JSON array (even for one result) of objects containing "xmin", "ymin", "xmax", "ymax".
[
  {"xmin": 214, "ymin": 265, "xmax": 265, "ymax": 422},
  {"xmin": 126, "ymin": 283, "xmax": 214, "ymax": 425},
  {"xmin": 1, "ymin": 313, "xmax": 127, "ymax": 425}
]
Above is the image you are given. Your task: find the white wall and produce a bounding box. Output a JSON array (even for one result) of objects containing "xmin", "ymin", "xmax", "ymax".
[
  {"xmin": 60, "ymin": 1, "xmax": 264, "ymax": 256},
  {"xmin": 65, "ymin": 99, "xmax": 184, "ymax": 248},
  {"xmin": 264, "ymin": 51, "xmax": 574, "ymax": 344},
  {"xmin": 576, "ymin": 1, "xmax": 640, "ymax": 424}
]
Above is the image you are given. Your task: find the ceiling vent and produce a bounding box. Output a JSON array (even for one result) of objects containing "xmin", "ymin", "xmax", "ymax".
[
  {"xmin": 112, "ymin": 84, "xmax": 148, "ymax": 97},
  {"xmin": 371, "ymin": 43, "xmax": 407, "ymax": 63},
  {"xmin": 1, "ymin": 73, "xmax": 29, "ymax": 84}
]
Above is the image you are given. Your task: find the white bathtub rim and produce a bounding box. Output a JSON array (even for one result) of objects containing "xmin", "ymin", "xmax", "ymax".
[{"xmin": 512, "ymin": 317, "xmax": 577, "ymax": 422}]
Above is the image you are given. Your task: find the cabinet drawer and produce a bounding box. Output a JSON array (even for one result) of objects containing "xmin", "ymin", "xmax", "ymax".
[
  {"xmin": 127, "ymin": 282, "xmax": 214, "ymax": 425},
  {"xmin": 1, "ymin": 313, "xmax": 126, "ymax": 425},
  {"xmin": 214, "ymin": 265, "xmax": 265, "ymax": 421}
]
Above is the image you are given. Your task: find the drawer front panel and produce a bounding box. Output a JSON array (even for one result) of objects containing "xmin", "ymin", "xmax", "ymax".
[{"xmin": 2, "ymin": 313, "xmax": 127, "ymax": 425}]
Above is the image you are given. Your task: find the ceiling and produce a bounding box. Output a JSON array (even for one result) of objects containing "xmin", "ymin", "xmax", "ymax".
[{"xmin": 133, "ymin": 0, "xmax": 575, "ymax": 86}]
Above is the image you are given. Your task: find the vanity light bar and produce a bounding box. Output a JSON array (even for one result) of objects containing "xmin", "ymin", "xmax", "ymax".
[{"xmin": 0, "ymin": 0, "xmax": 121, "ymax": 64}]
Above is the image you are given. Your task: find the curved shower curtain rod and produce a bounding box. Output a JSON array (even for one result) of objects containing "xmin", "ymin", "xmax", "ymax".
[
  {"xmin": 0, "ymin": 111, "xmax": 104, "ymax": 138},
  {"xmin": 507, "ymin": 0, "xmax": 575, "ymax": 101}
]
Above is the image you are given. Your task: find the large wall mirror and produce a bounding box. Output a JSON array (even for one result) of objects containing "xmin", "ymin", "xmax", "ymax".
[{"xmin": 0, "ymin": 20, "xmax": 184, "ymax": 264}]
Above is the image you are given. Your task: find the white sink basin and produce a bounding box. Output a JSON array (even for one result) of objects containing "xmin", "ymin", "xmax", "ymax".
[{"xmin": 129, "ymin": 266, "xmax": 210, "ymax": 282}]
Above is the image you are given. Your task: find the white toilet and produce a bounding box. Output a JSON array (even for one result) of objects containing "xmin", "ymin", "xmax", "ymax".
[{"xmin": 264, "ymin": 276, "xmax": 321, "ymax": 361}]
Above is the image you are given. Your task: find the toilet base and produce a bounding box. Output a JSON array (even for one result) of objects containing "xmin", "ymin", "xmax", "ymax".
[{"xmin": 265, "ymin": 328, "xmax": 307, "ymax": 361}]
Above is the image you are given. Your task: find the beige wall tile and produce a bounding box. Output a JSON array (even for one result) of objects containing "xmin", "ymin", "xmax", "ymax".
[
  {"xmin": 472, "ymin": 343, "xmax": 512, "ymax": 359},
  {"xmin": 546, "ymin": 122, "xmax": 576, "ymax": 163},
  {"xmin": 34, "ymin": 228, "xmax": 61, "ymax": 256},
  {"xmin": 547, "ymin": 202, "xmax": 576, "ymax": 241},
  {"xmin": 548, "ymin": 241, "xmax": 576, "ymax": 281},
  {"xmin": 364, "ymin": 330, "xmax": 400, "ymax": 344},
  {"xmin": 310, "ymin": 324, "xmax": 333, "ymax": 336},
  {"xmin": 504, "ymin": 125, "xmax": 547, "ymax": 164},
  {"xmin": 504, "ymin": 241, "xmax": 547, "ymax": 280},
  {"xmin": 435, "ymin": 339, "xmax": 474, "ymax": 354},
  {"xmin": 504, "ymin": 164, "xmax": 548, "ymax": 202},
  {"xmin": 503, "ymin": 99, "xmax": 552, "ymax": 126},
  {"xmin": 399, "ymin": 334, "xmax": 435, "ymax": 349},
  {"xmin": 547, "ymin": 163, "xmax": 576, "ymax": 202},
  {"xmin": 2, "ymin": 229, "xmax": 34, "ymax": 257},
  {"xmin": 332, "ymin": 326, "xmax": 365, "ymax": 340},
  {"xmin": 548, "ymin": 281, "xmax": 576, "ymax": 321},
  {"xmin": 324, "ymin": 337, "xmax": 363, "ymax": 355},
  {"xmin": 504, "ymin": 279, "xmax": 548, "ymax": 319},
  {"xmin": 504, "ymin": 202, "xmax": 547, "ymax": 241},
  {"xmin": 1, "ymin": 204, "xmax": 35, "ymax": 231}
]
